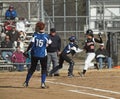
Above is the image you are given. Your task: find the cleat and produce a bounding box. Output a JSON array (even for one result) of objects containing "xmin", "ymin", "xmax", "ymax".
[
  {"xmin": 78, "ymin": 72, "xmax": 85, "ymax": 77},
  {"xmin": 94, "ymin": 63, "xmax": 99, "ymax": 70},
  {"xmin": 48, "ymin": 73, "xmax": 53, "ymax": 77},
  {"xmin": 68, "ymin": 74, "xmax": 74, "ymax": 78},
  {"xmin": 54, "ymin": 74, "xmax": 60, "ymax": 76},
  {"xmin": 23, "ymin": 82, "xmax": 28, "ymax": 87},
  {"xmin": 41, "ymin": 83, "xmax": 49, "ymax": 89}
]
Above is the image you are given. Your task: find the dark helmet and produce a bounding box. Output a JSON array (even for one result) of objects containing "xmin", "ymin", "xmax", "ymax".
[
  {"xmin": 68, "ymin": 36, "xmax": 76, "ymax": 42},
  {"xmin": 86, "ymin": 29, "xmax": 94, "ymax": 37}
]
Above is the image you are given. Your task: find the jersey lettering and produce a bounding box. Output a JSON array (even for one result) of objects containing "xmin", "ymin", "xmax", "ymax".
[{"xmin": 36, "ymin": 39, "xmax": 44, "ymax": 47}]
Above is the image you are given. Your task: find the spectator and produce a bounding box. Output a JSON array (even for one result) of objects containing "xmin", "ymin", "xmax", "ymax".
[
  {"xmin": 16, "ymin": 17, "xmax": 27, "ymax": 41},
  {"xmin": 6, "ymin": 26, "xmax": 19, "ymax": 43},
  {"xmin": 13, "ymin": 37, "xmax": 25, "ymax": 52},
  {"xmin": 3, "ymin": 20, "xmax": 16, "ymax": 33},
  {"xmin": 47, "ymin": 28, "xmax": 61, "ymax": 76},
  {"xmin": 5, "ymin": 5, "xmax": 17, "ymax": 20},
  {"xmin": 24, "ymin": 18, "xmax": 31, "ymax": 27},
  {"xmin": 1, "ymin": 35, "xmax": 13, "ymax": 63},
  {"xmin": 18, "ymin": 31, "xmax": 26, "ymax": 41},
  {"xmin": 95, "ymin": 43, "xmax": 112, "ymax": 69},
  {"xmin": 16, "ymin": 17, "xmax": 26, "ymax": 33},
  {"xmin": 11, "ymin": 46, "xmax": 26, "ymax": 71}
]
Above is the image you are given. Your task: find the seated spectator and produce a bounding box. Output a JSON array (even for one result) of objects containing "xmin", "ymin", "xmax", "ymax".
[
  {"xmin": 16, "ymin": 17, "xmax": 27, "ymax": 41},
  {"xmin": 95, "ymin": 43, "xmax": 112, "ymax": 69},
  {"xmin": 24, "ymin": 18, "xmax": 31, "ymax": 27},
  {"xmin": 18, "ymin": 31, "xmax": 26, "ymax": 41},
  {"xmin": 3, "ymin": 20, "xmax": 16, "ymax": 33},
  {"xmin": 16, "ymin": 17, "xmax": 26, "ymax": 33},
  {"xmin": 1, "ymin": 35, "xmax": 13, "ymax": 63},
  {"xmin": 6, "ymin": 26, "xmax": 19, "ymax": 43},
  {"xmin": 5, "ymin": 5, "xmax": 17, "ymax": 20},
  {"xmin": 13, "ymin": 37, "xmax": 25, "ymax": 52},
  {"xmin": 11, "ymin": 47, "xmax": 26, "ymax": 71}
]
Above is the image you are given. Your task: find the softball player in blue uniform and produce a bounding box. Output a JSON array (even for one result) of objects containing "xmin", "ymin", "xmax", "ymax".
[
  {"xmin": 23, "ymin": 21, "xmax": 51, "ymax": 88},
  {"xmin": 49, "ymin": 36, "xmax": 80, "ymax": 77},
  {"xmin": 78, "ymin": 29, "xmax": 103, "ymax": 77}
]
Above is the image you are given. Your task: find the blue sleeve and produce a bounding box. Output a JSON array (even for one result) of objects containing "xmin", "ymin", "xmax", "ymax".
[
  {"xmin": 13, "ymin": 10, "xmax": 17, "ymax": 17},
  {"xmin": 5, "ymin": 10, "xmax": 10, "ymax": 17},
  {"xmin": 11, "ymin": 10, "xmax": 17, "ymax": 17}
]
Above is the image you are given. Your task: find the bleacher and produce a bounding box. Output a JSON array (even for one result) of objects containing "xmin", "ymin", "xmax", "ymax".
[
  {"xmin": 0, "ymin": 18, "xmax": 36, "ymax": 71},
  {"xmin": 0, "ymin": 0, "xmax": 112, "ymax": 72},
  {"xmin": 0, "ymin": 60, "xmax": 14, "ymax": 72}
]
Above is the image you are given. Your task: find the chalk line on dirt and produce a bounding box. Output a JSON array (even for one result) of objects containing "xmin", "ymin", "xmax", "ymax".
[
  {"xmin": 46, "ymin": 81, "xmax": 120, "ymax": 99},
  {"xmin": 69, "ymin": 90, "xmax": 115, "ymax": 99},
  {"xmin": 46, "ymin": 81, "xmax": 120, "ymax": 95}
]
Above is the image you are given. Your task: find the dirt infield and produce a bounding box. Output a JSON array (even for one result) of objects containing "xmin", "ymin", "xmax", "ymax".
[{"xmin": 0, "ymin": 69, "xmax": 120, "ymax": 99}]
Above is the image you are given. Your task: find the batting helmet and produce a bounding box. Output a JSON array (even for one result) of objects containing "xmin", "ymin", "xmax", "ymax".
[
  {"xmin": 86, "ymin": 29, "xmax": 94, "ymax": 37},
  {"xmin": 68, "ymin": 36, "xmax": 76, "ymax": 42}
]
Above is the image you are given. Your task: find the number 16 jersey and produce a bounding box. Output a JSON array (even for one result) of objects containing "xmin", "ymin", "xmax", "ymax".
[{"xmin": 30, "ymin": 32, "xmax": 49, "ymax": 58}]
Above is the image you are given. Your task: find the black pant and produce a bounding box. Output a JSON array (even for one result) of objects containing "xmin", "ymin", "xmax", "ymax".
[
  {"xmin": 28, "ymin": 56, "xmax": 47, "ymax": 75},
  {"xmin": 50, "ymin": 53, "xmax": 74, "ymax": 75}
]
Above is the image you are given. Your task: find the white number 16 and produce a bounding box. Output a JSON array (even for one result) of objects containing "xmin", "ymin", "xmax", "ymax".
[{"xmin": 36, "ymin": 39, "xmax": 43, "ymax": 47}]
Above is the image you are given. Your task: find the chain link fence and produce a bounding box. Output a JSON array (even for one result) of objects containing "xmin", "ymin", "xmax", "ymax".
[{"xmin": 0, "ymin": 0, "xmax": 120, "ymax": 66}]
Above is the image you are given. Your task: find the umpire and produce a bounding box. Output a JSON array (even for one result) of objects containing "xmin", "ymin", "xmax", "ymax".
[{"xmin": 47, "ymin": 28, "xmax": 61, "ymax": 76}]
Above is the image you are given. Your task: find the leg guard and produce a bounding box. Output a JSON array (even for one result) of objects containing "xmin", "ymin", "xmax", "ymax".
[{"xmin": 68, "ymin": 60, "xmax": 74, "ymax": 75}]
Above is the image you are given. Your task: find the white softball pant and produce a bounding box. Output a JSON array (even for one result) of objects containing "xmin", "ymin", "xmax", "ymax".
[{"xmin": 84, "ymin": 53, "xmax": 95, "ymax": 70}]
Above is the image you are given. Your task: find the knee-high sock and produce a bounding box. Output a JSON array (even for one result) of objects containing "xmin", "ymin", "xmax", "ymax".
[
  {"xmin": 41, "ymin": 74, "xmax": 46, "ymax": 83},
  {"xmin": 25, "ymin": 73, "xmax": 33, "ymax": 83}
]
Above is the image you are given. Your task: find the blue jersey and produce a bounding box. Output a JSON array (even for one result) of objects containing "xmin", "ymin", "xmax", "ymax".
[
  {"xmin": 31, "ymin": 32, "xmax": 49, "ymax": 58},
  {"xmin": 62, "ymin": 42, "xmax": 77, "ymax": 54}
]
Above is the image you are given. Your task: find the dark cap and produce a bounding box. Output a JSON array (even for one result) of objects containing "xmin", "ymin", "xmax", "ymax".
[{"xmin": 50, "ymin": 28, "xmax": 56, "ymax": 33}]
